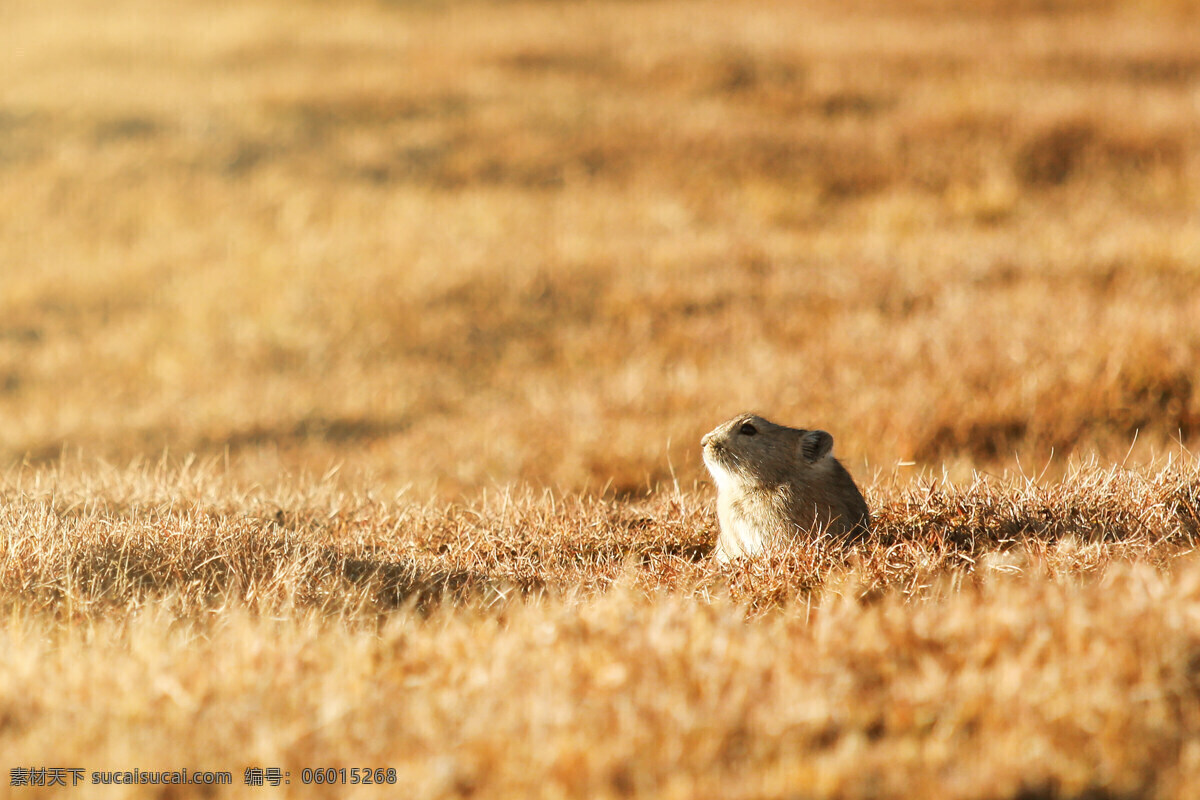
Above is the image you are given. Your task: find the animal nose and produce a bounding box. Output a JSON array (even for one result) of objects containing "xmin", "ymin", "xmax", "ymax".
[{"xmin": 701, "ymin": 433, "xmax": 711, "ymax": 447}]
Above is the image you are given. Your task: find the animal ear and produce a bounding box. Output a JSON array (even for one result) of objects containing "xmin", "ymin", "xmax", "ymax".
[{"xmin": 799, "ymin": 430, "xmax": 833, "ymax": 462}]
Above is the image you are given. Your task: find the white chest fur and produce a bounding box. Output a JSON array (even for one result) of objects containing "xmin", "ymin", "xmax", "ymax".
[
  {"xmin": 714, "ymin": 495, "xmax": 771, "ymax": 562},
  {"xmin": 705, "ymin": 455, "xmax": 777, "ymax": 562}
]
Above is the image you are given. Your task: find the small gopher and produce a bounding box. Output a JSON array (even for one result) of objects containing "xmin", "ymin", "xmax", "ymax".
[{"xmin": 701, "ymin": 413, "xmax": 869, "ymax": 562}]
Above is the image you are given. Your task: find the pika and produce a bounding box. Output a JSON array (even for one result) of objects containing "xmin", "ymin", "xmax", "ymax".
[{"xmin": 701, "ymin": 413, "xmax": 869, "ymax": 562}]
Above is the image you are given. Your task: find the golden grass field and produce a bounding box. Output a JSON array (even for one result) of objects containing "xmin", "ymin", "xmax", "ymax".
[{"xmin": 2, "ymin": 0, "xmax": 1200, "ymax": 796}]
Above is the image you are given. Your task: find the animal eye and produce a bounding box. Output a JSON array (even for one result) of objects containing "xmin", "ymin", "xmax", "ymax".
[{"xmin": 739, "ymin": 422, "xmax": 757, "ymax": 436}]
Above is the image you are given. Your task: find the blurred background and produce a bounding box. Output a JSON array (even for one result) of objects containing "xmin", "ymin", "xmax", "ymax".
[{"xmin": 1, "ymin": 0, "xmax": 1197, "ymax": 496}]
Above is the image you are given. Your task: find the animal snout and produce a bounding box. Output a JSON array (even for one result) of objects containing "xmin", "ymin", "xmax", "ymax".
[{"xmin": 701, "ymin": 433, "xmax": 712, "ymax": 447}]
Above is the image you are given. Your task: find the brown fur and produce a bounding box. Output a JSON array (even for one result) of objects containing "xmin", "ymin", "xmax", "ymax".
[{"xmin": 701, "ymin": 413, "xmax": 869, "ymax": 561}]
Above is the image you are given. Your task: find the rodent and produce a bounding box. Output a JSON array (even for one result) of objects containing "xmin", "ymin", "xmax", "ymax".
[{"xmin": 701, "ymin": 413, "xmax": 870, "ymax": 562}]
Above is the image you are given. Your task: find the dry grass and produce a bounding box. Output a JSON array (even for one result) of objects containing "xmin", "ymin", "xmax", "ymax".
[
  {"xmin": 2, "ymin": 0, "xmax": 1200, "ymax": 795},
  {"xmin": 4, "ymin": 455, "xmax": 1197, "ymax": 617},
  {"xmin": 2, "ymin": 0, "xmax": 1199, "ymax": 493},
  {"xmin": 3, "ymin": 458, "xmax": 1200, "ymax": 798}
]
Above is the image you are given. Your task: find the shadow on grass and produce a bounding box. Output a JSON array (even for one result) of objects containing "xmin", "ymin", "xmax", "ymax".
[
  {"xmin": 8, "ymin": 525, "xmax": 546, "ymax": 616},
  {"xmin": 18, "ymin": 414, "xmax": 419, "ymax": 465},
  {"xmin": 331, "ymin": 550, "xmax": 544, "ymax": 613}
]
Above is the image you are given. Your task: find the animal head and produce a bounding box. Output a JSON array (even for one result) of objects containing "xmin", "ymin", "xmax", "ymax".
[{"xmin": 701, "ymin": 413, "xmax": 833, "ymax": 491}]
